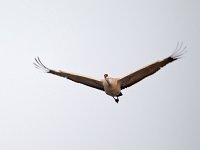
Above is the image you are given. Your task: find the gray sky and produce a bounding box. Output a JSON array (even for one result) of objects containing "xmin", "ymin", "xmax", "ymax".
[{"xmin": 0, "ymin": 0, "xmax": 199, "ymax": 150}]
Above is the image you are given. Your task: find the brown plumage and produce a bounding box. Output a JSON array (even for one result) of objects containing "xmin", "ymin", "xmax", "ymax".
[{"xmin": 34, "ymin": 43, "xmax": 186, "ymax": 103}]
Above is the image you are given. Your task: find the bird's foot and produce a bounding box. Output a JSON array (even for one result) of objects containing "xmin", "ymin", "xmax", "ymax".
[
  {"xmin": 115, "ymin": 98, "xmax": 119, "ymax": 103},
  {"xmin": 113, "ymin": 97, "xmax": 119, "ymax": 103}
]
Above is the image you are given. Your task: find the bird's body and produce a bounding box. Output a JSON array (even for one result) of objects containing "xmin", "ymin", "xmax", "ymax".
[
  {"xmin": 34, "ymin": 43, "xmax": 186, "ymax": 103},
  {"xmin": 103, "ymin": 78, "xmax": 122, "ymax": 103},
  {"xmin": 103, "ymin": 77, "xmax": 121, "ymax": 96}
]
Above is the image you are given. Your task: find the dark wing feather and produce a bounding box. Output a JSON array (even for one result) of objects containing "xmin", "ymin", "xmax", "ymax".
[
  {"xmin": 34, "ymin": 57, "xmax": 104, "ymax": 91},
  {"xmin": 120, "ymin": 42, "xmax": 186, "ymax": 90}
]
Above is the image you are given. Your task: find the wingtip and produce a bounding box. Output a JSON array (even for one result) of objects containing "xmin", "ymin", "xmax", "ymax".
[
  {"xmin": 33, "ymin": 57, "xmax": 50, "ymax": 73},
  {"xmin": 170, "ymin": 42, "xmax": 187, "ymax": 60}
]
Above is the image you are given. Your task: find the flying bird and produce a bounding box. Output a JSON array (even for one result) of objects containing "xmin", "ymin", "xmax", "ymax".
[{"xmin": 34, "ymin": 43, "xmax": 186, "ymax": 103}]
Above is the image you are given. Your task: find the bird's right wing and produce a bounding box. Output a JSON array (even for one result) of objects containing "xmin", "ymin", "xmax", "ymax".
[
  {"xmin": 120, "ymin": 42, "xmax": 186, "ymax": 90},
  {"xmin": 34, "ymin": 57, "xmax": 104, "ymax": 91}
]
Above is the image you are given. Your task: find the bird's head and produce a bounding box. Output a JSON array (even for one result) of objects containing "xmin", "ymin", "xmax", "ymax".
[{"xmin": 104, "ymin": 74, "xmax": 109, "ymax": 79}]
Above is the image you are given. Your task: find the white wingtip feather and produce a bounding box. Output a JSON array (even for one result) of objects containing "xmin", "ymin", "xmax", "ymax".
[
  {"xmin": 33, "ymin": 57, "xmax": 50, "ymax": 73},
  {"xmin": 170, "ymin": 42, "xmax": 187, "ymax": 60}
]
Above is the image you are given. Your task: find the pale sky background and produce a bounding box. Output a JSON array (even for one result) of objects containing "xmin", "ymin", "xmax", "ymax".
[{"xmin": 0, "ymin": 0, "xmax": 199, "ymax": 150}]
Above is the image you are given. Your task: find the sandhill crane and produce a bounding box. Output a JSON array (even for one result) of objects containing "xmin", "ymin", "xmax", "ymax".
[{"xmin": 34, "ymin": 43, "xmax": 186, "ymax": 103}]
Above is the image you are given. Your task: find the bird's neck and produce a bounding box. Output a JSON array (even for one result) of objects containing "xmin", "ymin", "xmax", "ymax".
[{"xmin": 105, "ymin": 77, "xmax": 111, "ymax": 86}]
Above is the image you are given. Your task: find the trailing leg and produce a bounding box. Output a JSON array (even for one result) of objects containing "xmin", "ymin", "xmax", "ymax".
[{"xmin": 113, "ymin": 96, "xmax": 119, "ymax": 103}]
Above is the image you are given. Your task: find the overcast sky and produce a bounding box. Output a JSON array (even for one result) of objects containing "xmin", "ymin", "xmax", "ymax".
[{"xmin": 0, "ymin": 0, "xmax": 199, "ymax": 150}]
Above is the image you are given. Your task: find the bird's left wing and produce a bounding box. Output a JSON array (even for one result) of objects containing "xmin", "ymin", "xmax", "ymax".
[
  {"xmin": 34, "ymin": 57, "xmax": 104, "ymax": 91},
  {"xmin": 120, "ymin": 43, "xmax": 186, "ymax": 90}
]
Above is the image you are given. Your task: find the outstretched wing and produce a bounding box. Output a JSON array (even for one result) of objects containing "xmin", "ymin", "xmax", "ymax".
[
  {"xmin": 34, "ymin": 57, "xmax": 104, "ymax": 91},
  {"xmin": 120, "ymin": 42, "xmax": 186, "ymax": 90}
]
